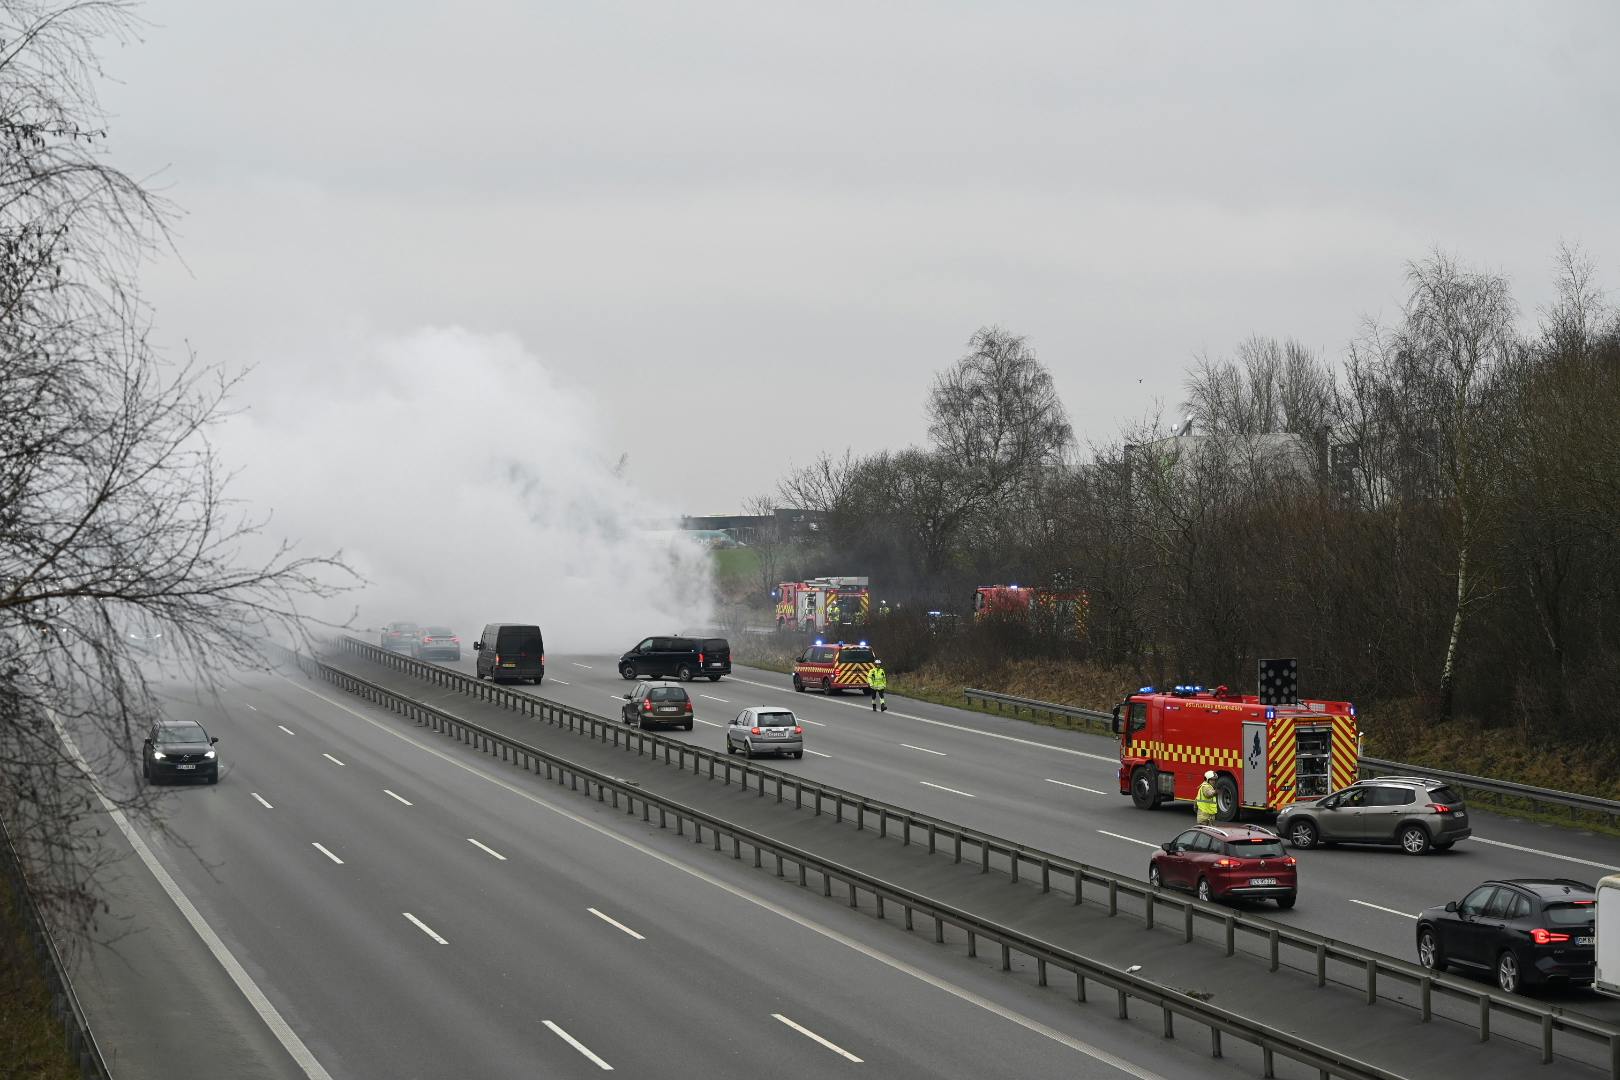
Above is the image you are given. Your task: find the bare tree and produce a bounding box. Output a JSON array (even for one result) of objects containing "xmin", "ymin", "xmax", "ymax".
[
  {"xmin": 1, "ymin": 0, "xmax": 354, "ymax": 936},
  {"xmin": 740, "ymin": 494, "xmax": 788, "ymax": 600}
]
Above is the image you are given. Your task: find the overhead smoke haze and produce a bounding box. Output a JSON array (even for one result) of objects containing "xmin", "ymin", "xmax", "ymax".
[{"xmin": 212, "ymin": 327, "xmax": 714, "ymax": 652}]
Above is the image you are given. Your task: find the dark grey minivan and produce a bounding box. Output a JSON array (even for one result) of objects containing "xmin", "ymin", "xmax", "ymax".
[{"xmin": 474, "ymin": 623, "xmax": 545, "ymax": 684}]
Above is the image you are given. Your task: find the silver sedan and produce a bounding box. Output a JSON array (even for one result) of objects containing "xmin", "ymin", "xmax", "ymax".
[{"xmin": 725, "ymin": 708, "xmax": 803, "ymax": 759}]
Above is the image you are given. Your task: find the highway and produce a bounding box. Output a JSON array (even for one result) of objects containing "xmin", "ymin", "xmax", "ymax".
[
  {"xmin": 72, "ymin": 667, "xmax": 1235, "ymax": 1079},
  {"xmin": 420, "ymin": 646, "xmax": 1620, "ymax": 1022}
]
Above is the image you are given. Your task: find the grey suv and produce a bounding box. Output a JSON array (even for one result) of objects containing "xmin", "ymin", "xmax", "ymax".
[{"xmin": 1276, "ymin": 776, "xmax": 1470, "ymax": 855}]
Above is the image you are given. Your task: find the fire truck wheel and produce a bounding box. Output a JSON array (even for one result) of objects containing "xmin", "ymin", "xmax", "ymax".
[
  {"xmin": 1287, "ymin": 819, "xmax": 1319, "ymax": 849},
  {"xmin": 1213, "ymin": 775, "xmax": 1240, "ymax": 821},
  {"xmin": 821, "ymin": 677, "xmax": 833, "ymax": 694},
  {"xmin": 619, "ymin": 663, "xmax": 636, "ymax": 680},
  {"xmin": 677, "ymin": 665, "xmax": 694, "ymax": 682},
  {"xmin": 1130, "ymin": 766, "xmax": 1161, "ymax": 810}
]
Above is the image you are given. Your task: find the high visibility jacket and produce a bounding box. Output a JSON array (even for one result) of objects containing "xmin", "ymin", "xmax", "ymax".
[
  {"xmin": 868, "ymin": 667, "xmax": 888, "ymax": 691},
  {"xmin": 1195, "ymin": 781, "xmax": 1218, "ymax": 819}
]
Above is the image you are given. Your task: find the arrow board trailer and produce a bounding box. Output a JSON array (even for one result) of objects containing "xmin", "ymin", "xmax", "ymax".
[{"xmin": 1600, "ymin": 873, "xmax": 1620, "ymax": 998}]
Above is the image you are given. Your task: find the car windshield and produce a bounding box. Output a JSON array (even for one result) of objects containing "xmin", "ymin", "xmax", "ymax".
[
  {"xmin": 838, "ymin": 649, "xmax": 875, "ymax": 663},
  {"xmin": 1544, "ymin": 901, "xmax": 1596, "ymax": 926},
  {"xmin": 757, "ymin": 712, "xmax": 795, "ymax": 727},
  {"xmin": 648, "ymin": 688, "xmax": 687, "ymax": 702},
  {"xmin": 1428, "ymin": 786, "xmax": 1463, "ymax": 805},
  {"xmin": 500, "ymin": 630, "xmax": 543, "ymax": 653},
  {"xmin": 425, "ymin": 626, "xmax": 454, "ymax": 636},
  {"xmin": 158, "ymin": 723, "xmax": 208, "ymax": 744},
  {"xmin": 1226, "ymin": 838, "xmax": 1285, "ymax": 858}
]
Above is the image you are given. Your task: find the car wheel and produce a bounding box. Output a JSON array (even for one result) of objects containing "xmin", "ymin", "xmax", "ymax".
[
  {"xmin": 793, "ymin": 751, "xmax": 803, "ymax": 759},
  {"xmin": 1130, "ymin": 765, "xmax": 1161, "ymax": 810},
  {"xmin": 708, "ymin": 674, "xmax": 721, "ymax": 682},
  {"xmin": 792, "ymin": 675, "xmax": 805, "ymax": 692},
  {"xmin": 1213, "ymin": 775, "xmax": 1240, "ymax": 821},
  {"xmin": 620, "ymin": 663, "xmax": 636, "ymax": 680},
  {"xmin": 1399, "ymin": 824, "xmax": 1431, "ymax": 855},
  {"xmin": 1275, "ymin": 894, "xmax": 1296, "ymax": 910},
  {"xmin": 684, "ymin": 722, "xmax": 693, "ymax": 731},
  {"xmin": 1148, "ymin": 864, "xmax": 1163, "ymax": 889},
  {"xmin": 1417, "ymin": 926, "xmax": 1447, "ymax": 972},
  {"xmin": 1287, "ymin": 819, "xmax": 1320, "ymax": 849},
  {"xmin": 207, "ymin": 771, "xmax": 219, "ymax": 785},
  {"xmin": 1496, "ymin": 950, "xmax": 1521, "ymax": 994},
  {"xmin": 1196, "ymin": 877, "xmax": 1213, "ymax": 903},
  {"xmin": 743, "ymin": 740, "xmax": 754, "ymax": 759},
  {"xmin": 677, "ymin": 665, "xmax": 694, "ymax": 682},
  {"xmin": 821, "ymin": 677, "xmax": 832, "ymax": 695}
]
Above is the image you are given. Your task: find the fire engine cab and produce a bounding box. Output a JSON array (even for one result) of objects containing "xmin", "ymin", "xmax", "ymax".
[
  {"xmin": 1112, "ymin": 684, "xmax": 1358, "ymax": 820},
  {"xmin": 792, "ymin": 640, "xmax": 878, "ymax": 695}
]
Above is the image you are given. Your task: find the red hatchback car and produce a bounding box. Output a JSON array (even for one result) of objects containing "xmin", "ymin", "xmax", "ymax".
[{"xmin": 1149, "ymin": 825, "xmax": 1298, "ymax": 909}]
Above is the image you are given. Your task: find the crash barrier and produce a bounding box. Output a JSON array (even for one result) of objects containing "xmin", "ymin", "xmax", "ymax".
[
  {"xmin": 286, "ymin": 644, "xmax": 1406, "ymax": 1080},
  {"xmin": 318, "ymin": 635, "xmax": 1619, "ymax": 1076},
  {"xmin": 965, "ymin": 687, "xmax": 1620, "ymax": 826},
  {"xmin": 0, "ymin": 815, "xmax": 111, "ymax": 1079}
]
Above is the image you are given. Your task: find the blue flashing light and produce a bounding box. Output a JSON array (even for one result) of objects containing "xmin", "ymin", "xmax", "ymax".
[
  {"xmin": 1265, "ymin": 707, "xmax": 1277, "ymax": 720},
  {"xmin": 1138, "ymin": 685, "xmax": 1155, "ymax": 694},
  {"xmin": 1349, "ymin": 704, "xmax": 1357, "ymax": 718},
  {"xmin": 813, "ymin": 639, "xmax": 824, "ymax": 646},
  {"xmin": 857, "ymin": 640, "xmax": 868, "ymax": 647},
  {"xmin": 1009, "ymin": 583, "xmax": 1020, "ymax": 589}
]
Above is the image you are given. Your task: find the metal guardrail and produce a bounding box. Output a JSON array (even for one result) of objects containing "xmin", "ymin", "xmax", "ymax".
[
  {"xmin": 965, "ymin": 687, "xmax": 1620, "ymax": 824},
  {"xmin": 287, "ymin": 642, "xmax": 1408, "ymax": 1080},
  {"xmin": 322, "ymin": 635, "xmax": 1618, "ymax": 1076},
  {"xmin": 0, "ymin": 814, "xmax": 112, "ymax": 1079}
]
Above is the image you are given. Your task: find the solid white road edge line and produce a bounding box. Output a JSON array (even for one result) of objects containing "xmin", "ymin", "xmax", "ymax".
[
  {"xmin": 700, "ymin": 694, "xmax": 730, "ymax": 703},
  {"xmin": 250, "ymin": 793, "xmax": 274, "ymax": 809},
  {"xmin": 277, "ymin": 724, "xmax": 296, "ymax": 736},
  {"xmin": 1471, "ymin": 836, "xmax": 1620, "ymax": 871},
  {"xmin": 467, "ymin": 838, "xmax": 508, "ymax": 861},
  {"xmin": 312, "ymin": 843, "xmax": 344, "ymax": 865},
  {"xmin": 48, "ymin": 711, "xmax": 336, "ymax": 1080},
  {"xmin": 402, "ymin": 912, "xmax": 448, "ymax": 944},
  {"xmin": 273, "ymin": 672, "xmax": 1169, "ymax": 1080},
  {"xmin": 694, "ymin": 719, "xmax": 722, "ymax": 728},
  {"xmin": 1349, "ymin": 899, "xmax": 1417, "ymax": 919},
  {"xmin": 1045, "ymin": 778, "xmax": 1109, "ymax": 796},
  {"xmin": 543, "ymin": 1020, "xmax": 613, "ymax": 1070},
  {"xmin": 804, "ymin": 749, "xmax": 833, "ymax": 758},
  {"xmin": 1097, "ymin": 830, "xmax": 1158, "ymax": 849},
  {"xmin": 920, "ymin": 781, "xmax": 975, "ymax": 798},
  {"xmin": 383, "ymin": 789, "xmax": 413, "ymax": 806},
  {"xmin": 902, "ymin": 744, "xmax": 947, "ymax": 756},
  {"xmin": 798, "ymin": 717, "xmax": 826, "ymax": 726},
  {"xmin": 321, "ymin": 753, "xmax": 345, "ymax": 767},
  {"xmin": 773, "ymin": 1013, "xmax": 864, "ymax": 1062},
  {"xmin": 587, "ymin": 907, "xmax": 645, "ymax": 940}
]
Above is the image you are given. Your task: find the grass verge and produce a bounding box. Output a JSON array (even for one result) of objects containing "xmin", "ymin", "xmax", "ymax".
[{"xmin": 0, "ymin": 872, "xmax": 78, "ymax": 1080}]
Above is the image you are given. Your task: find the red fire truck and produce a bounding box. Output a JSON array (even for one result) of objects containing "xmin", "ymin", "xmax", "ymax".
[
  {"xmin": 973, "ymin": 584, "xmax": 1089, "ymax": 639},
  {"xmin": 776, "ymin": 577, "xmax": 870, "ymax": 634},
  {"xmin": 1111, "ymin": 684, "xmax": 1358, "ymax": 820}
]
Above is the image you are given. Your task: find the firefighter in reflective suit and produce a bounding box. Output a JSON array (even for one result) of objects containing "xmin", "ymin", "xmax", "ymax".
[{"xmin": 1195, "ymin": 770, "xmax": 1219, "ymax": 825}]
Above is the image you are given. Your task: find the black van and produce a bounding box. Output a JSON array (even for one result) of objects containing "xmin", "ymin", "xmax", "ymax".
[
  {"xmin": 474, "ymin": 623, "xmax": 545, "ymax": 684},
  {"xmin": 618, "ymin": 636, "xmax": 730, "ymax": 682}
]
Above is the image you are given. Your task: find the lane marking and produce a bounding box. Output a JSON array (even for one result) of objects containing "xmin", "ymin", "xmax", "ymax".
[
  {"xmin": 1045, "ymin": 778, "xmax": 1109, "ymax": 796},
  {"xmin": 804, "ymin": 749, "xmax": 832, "ymax": 759},
  {"xmin": 403, "ymin": 912, "xmax": 448, "ymax": 944},
  {"xmin": 726, "ymin": 674, "xmax": 1114, "ymax": 761},
  {"xmin": 383, "ymin": 789, "xmax": 413, "ymax": 806},
  {"xmin": 797, "ymin": 717, "xmax": 826, "ymax": 727},
  {"xmin": 773, "ymin": 1013, "xmax": 863, "ymax": 1062},
  {"xmin": 250, "ymin": 792, "xmax": 274, "ymax": 809},
  {"xmin": 1471, "ymin": 836, "xmax": 1620, "ymax": 871},
  {"xmin": 606, "ymin": 694, "xmax": 626, "ymax": 703},
  {"xmin": 902, "ymin": 743, "xmax": 946, "ymax": 757},
  {"xmin": 700, "ymin": 694, "xmax": 730, "ymax": 703},
  {"xmin": 1098, "ymin": 829, "xmax": 1158, "ymax": 849},
  {"xmin": 571, "ymin": 662, "xmax": 594, "ymax": 670},
  {"xmin": 694, "ymin": 718, "xmax": 721, "ymax": 728},
  {"xmin": 543, "ymin": 1020, "xmax": 612, "ymax": 1070},
  {"xmin": 588, "ymin": 907, "xmax": 645, "ymax": 941},
  {"xmin": 246, "ymin": 704, "xmax": 258, "ymax": 712},
  {"xmin": 274, "ymin": 673, "xmax": 1169, "ymax": 1080},
  {"xmin": 1349, "ymin": 899, "xmax": 1416, "ymax": 919},
  {"xmin": 467, "ymin": 838, "xmax": 508, "ymax": 861},
  {"xmin": 920, "ymin": 781, "xmax": 975, "ymax": 798},
  {"xmin": 277, "ymin": 725, "xmax": 296, "ymax": 736},
  {"xmin": 48, "ymin": 712, "xmax": 335, "ymax": 1080},
  {"xmin": 312, "ymin": 843, "xmax": 344, "ymax": 865},
  {"xmin": 322, "ymin": 753, "xmax": 345, "ymax": 766},
  {"xmin": 551, "ymin": 679, "xmax": 571, "ymax": 686}
]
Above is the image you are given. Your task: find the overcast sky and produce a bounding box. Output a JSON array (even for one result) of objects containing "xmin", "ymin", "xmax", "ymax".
[{"xmin": 101, "ymin": 1, "xmax": 1620, "ymax": 516}]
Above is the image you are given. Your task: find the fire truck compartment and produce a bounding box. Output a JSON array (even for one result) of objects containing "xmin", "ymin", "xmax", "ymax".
[{"xmin": 1294, "ymin": 726, "xmax": 1333, "ymax": 799}]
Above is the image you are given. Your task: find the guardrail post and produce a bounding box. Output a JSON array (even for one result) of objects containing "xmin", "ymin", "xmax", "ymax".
[
  {"xmin": 1145, "ymin": 894, "xmax": 1155, "ymax": 929},
  {"xmin": 1037, "ymin": 958, "xmax": 1047, "ymax": 986},
  {"xmin": 928, "ymin": 822, "xmax": 936, "ymax": 853},
  {"xmin": 966, "ymin": 929, "xmax": 976, "ymax": 958},
  {"xmin": 935, "ymin": 916, "xmax": 944, "ymax": 943},
  {"xmin": 1541, "ymin": 1012, "xmax": 1553, "ymax": 1064},
  {"xmin": 1224, "ymin": 916, "xmax": 1235, "ymax": 956},
  {"xmin": 1262, "ymin": 1046, "xmax": 1274, "ymax": 1078},
  {"xmin": 1210, "ymin": 1028, "xmax": 1222, "ymax": 1058},
  {"xmin": 835, "ymin": 795, "xmax": 843, "ymax": 824},
  {"xmin": 904, "ymin": 905, "xmax": 913, "ymax": 931},
  {"xmin": 1116, "ymin": 989, "xmax": 1128, "ymax": 1019},
  {"xmin": 1108, "ymin": 880, "xmax": 1118, "ymax": 916},
  {"xmin": 1010, "ymin": 851, "xmax": 1019, "ymax": 883},
  {"xmin": 1365, "ymin": 959, "xmax": 1376, "ymax": 1004},
  {"xmin": 856, "ymin": 804, "xmax": 864, "ymax": 831},
  {"xmin": 1315, "ymin": 942, "xmax": 1326, "ymax": 986},
  {"xmin": 980, "ymin": 843, "xmax": 990, "ymax": 874},
  {"xmin": 1419, "ymin": 977, "xmax": 1431, "ymax": 1021},
  {"xmin": 732, "ymin": 837, "xmax": 741, "ymax": 859},
  {"xmin": 875, "ymin": 895, "xmax": 884, "ymax": 920},
  {"xmin": 1184, "ymin": 903, "xmax": 1193, "ymax": 943},
  {"xmin": 878, "ymin": 807, "xmax": 887, "ymax": 839},
  {"xmin": 1074, "ymin": 869, "xmax": 1083, "ymax": 906},
  {"xmin": 1000, "ymin": 943, "xmax": 1010, "ymax": 971},
  {"xmin": 903, "ymin": 815, "xmax": 911, "ymax": 846},
  {"xmin": 954, "ymin": 833, "xmax": 962, "ymax": 864},
  {"xmin": 1268, "ymin": 929, "xmax": 1279, "ymax": 972},
  {"xmin": 1478, "ymin": 996, "xmax": 1490, "ymax": 1041},
  {"xmin": 1162, "ymin": 1005, "xmax": 1173, "ymax": 1039},
  {"xmin": 1076, "ymin": 971, "xmax": 1087, "ymax": 1002},
  {"xmin": 1040, "ymin": 859, "xmax": 1050, "ymax": 892}
]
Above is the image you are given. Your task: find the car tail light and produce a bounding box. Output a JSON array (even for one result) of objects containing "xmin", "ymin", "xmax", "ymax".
[
  {"xmin": 793, "ymin": 726, "xmax": 803, "ymax": 734},
  {"xmin": 751, "ymin": 727, "xmax": 761, "ymax": 735},
  {"xmin": 1530, "ymin": 928, "xmax": 1571, "ymax": 945},
  {"xmin": 540, "ymin": 654, "xmax": 545, "ymax": 664},
  {"xmin": 422, "ymin": 636, "xmax": 432, "ymax": 644},
  {"xmin": 452, "ymin": 636, "xmax": 460, "ymax": 644},
  {"xmin": 1428, "ymin": 803, "xmax": 1452, "ymax": 813},
  {"xmin": 683, "ymin": 701, "xmax": 692, "ymax": 712},
  {"xmin": 643, "ymin": 700, "xmax": 653, "ymax": 711},
  {"xmin": 1283, "ymin": 857, "xmax": 1297, "ymax": 866},
  {"xmin": 698, "ymin": 652, "xmax": 704, "ymax": 665},
  {"xmin": 494, "ymin": 653, "xmax": 501, "ymax": 664},
  {"xmin": 1214, "ymin": 857, "xmax": 1238, "ymax": 868}
]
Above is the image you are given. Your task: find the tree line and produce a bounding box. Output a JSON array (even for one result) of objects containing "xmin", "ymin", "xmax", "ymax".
[{"xmin": 773, "ymin": 249, "xmax": 1620, "ymax": 740}]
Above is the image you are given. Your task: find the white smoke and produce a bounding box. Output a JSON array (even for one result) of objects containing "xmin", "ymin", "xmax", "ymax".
[{"xmin": 212, "ymin": 326, "xmax": 714, "ymax": 652}]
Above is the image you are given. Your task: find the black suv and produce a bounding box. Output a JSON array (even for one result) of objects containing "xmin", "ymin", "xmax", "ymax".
[
  {"xmin": 618, "ymin": 636, "xmax": 730, "ymax": 682},
  {"xmin": 620, "ymin": 683, "xmax": 694, "ymax": 729},
  {"xmin": 142, "ymin": 720, "xmax": 220, "ymax": 785},
  {"xmin": 1417, "ymin": 878, "xmax": 1596, "ymax": 993},
  {"xmin": 474, "ymin": 623, "xmax": 544, "ymax": 684}
]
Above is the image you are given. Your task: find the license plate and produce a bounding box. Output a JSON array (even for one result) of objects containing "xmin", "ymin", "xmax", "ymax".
[
  {"xmin": 501, "ymin": 662, "xmax": 516, "ymax": 667},
  {"xmin": 1577, "ymin": 936, "xmax": 1595, "ymax": 946},
  {"xmin": 178, "ymin": 764, "xmax": 196, "ymax": 771},
  {"xmin": 710, "ymin": 663, "xmax": 723, "ymax": 668},
  {"xmin": 766, "ymin": 730, "xmax": 787, "ymax": 738},
  {"xmin": 1453, "ymin": 811, "xmax": 1466, "ymax": 819},
  {"xmin": 1249, "ymin": 877, "xmax": 1277, "ymax": 886},
  {"xmin": 657, "ymin": 708, "xmax": 677, "ymax": 714}
]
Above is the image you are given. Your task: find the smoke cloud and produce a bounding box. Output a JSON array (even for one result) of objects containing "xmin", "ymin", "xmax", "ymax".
[{"xmin": 213, "ymin": 326, "xmax": 714, "ymax": 653}]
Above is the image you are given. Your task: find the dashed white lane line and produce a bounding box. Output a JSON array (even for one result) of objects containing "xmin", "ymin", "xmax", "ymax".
[
  {"xmin": 1350, "ymin": 899, "xmax": 1416, "ymax": 919},
  {"xmin": 551, "ymin": 679, "xmax": 571, "ymax": 686},
  {"xmin": 920, "ymin": 781, "xmax": 975, "ymax": 798},
  {"xmin": 571, "ymin": 662, "xmax": 594, "ymax": 670},
  {"xmin": 246, "ymin": 704, "xmax": 258, "ymax": 711},
  {"xmin": 277, "ymin": 725, "xmax": 295, "ymax": 736},
  {"xmin": 1471, "ymin": 835, "xmax": 1620, "ymax": 871},
  {"xmin": 312, "ymin": 843, "xmax": 344, "ymax": 865},
  {"xmin": 902, "ymin": 743, "xmax": 946, "ymax": 757},
  {"xmin": 467, "ymin": 838, "xmax": 508, "ymax": 861},
  {"xmin": 383, "ymin": 789, "xmax": 413, "ymax": 806},
  {"xmin": 321, "ymin": 753, "xmax": 346, "ymax": 767},
  {"xmin": 1045, "ymin": 778, "xmax": 1109, "ymax": 796},
  {"xmin": 700, "ymin": 694, "xmax": 730, "ymax": 703},
  {"xmin": 773, "ymin": 1014, "xmax": 864, "ymax": 1063},
  {"xmin": 1098, "ymin": 829, "xmax": 1158, "ymax": 848},
  {"xmin": 797, "ymin": 717, "xmax": 826, "ymax": 727},
  {"xmin": 250, "ymin": 793, "xmax": 273, "ymax": 809},
  {"xmin": 804, "ymin": 749, "xmax": 833, "ymax": 759},
  {"xmin": 588, "ymin": 907, "xmax": 645, "ymax": 940},
  {"xmin": 694, "ymin": 718, "xmax": 722, "ymax": 728},
  {"xmin": 403, "ymin": 912, "xmax": 448, "ymax": 944},
  {"xmin": 544, "ymin": 1020, "xmax": 612, "ymax": 1070}
]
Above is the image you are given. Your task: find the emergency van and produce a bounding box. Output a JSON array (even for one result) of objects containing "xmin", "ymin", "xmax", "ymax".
[
  {"xmin": 792, "ymin": 641, "xmax": 878, "ymax": 695},
  {"xmin": 1112, "ymin": 684, "xmax": 1358, "ymax": 820},
  {"xmin": 1599, "ymin": 873, "xmax": 1620, "ymax": 999}
]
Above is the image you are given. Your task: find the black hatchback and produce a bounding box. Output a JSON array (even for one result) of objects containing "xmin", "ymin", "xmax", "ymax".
[
  {"xmin": 1417, "ymin": 878, "xmax": 1596, "ymax": 993},
  {"xmin": 142, "ymin": 720, "xmax": 220, "ymax": 785}
]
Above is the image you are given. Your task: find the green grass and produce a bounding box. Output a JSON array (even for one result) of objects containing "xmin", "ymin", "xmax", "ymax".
[
  {"xmin": 710, "ymin": 548, "xmax": 763, "ymax": 600},
  {"xmin": 0, "ymin": 874, "xmax": 78, "ymax": 1080}
]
